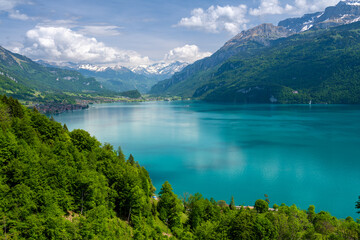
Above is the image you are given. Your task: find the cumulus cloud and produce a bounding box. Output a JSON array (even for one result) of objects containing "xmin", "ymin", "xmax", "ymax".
[
  {"xmin": 0, "ymin": 0, "xmax": 30, "ymax": 20},
  {"xmin": 250, "ymin": 0, "xmax": 293, "ymax": 16},
  {"xmin": 21, "ymin": 26, "xmax": 150, "ymax": 66},
  {"xmin": 164, "ymin": 45, "xmax": 211, "ymax": 63},
  {"xmin": 177, "ymin": 5, "xmax": 248, "ymax": 35},
  {"xmin": 250, "ymin": 0, "xmax": 339, "ymax": 16}
]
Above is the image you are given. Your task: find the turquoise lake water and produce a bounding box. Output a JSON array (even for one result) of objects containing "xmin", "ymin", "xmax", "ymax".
[{"xmin": 54, "ymin": 102, "xmax": 360, "ymax": 219}]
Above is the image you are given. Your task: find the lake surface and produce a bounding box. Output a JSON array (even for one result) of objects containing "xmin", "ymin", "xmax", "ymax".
[{"xmin": 54, "ymin": 102, "xmax": 360, "ymax": 219}]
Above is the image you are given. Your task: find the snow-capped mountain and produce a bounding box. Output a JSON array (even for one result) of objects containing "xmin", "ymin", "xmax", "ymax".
[
  {"xmin": 78, "ymin": 64, "xmax": 131, "ymax": 73},
  {"xmin": 38, "ymin": 60, "xmax": 187, "ymax": 78},
  {"xmin": 279, "ymin": 0, "xmax": 360, "ymax": 32},
  {"xmin": 130, "ymin": 61, "xmax": 188, "ymax": 78},
  {"xmin": 78, "ymin": 62, "xmax": 188, "ymax": 77},
  {"xmin": 37, "ymin": 60, "xmax": 188, "ymax": 93}
]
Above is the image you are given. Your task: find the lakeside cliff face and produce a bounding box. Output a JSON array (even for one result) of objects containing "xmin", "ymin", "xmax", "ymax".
[{"xmin": 1, "ymin": 95, "xmax": 360, "ymax": 239}]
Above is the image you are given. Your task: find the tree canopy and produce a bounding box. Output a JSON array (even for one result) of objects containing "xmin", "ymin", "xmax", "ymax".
[{"xmin": 0, "ymin": 95, "xmax": 359, "ymax": 239}]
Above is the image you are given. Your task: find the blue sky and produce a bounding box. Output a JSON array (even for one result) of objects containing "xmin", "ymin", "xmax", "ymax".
[{"xmin": 0, "ymin": 0, "xmax": 340, "ymax": 66}]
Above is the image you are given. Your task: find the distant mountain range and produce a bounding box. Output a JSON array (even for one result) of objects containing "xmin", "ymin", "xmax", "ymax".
[
  {"xmin": 150, "ymin": 0, "xmax": 360, "ymax": 104},
  {"xmin": 37, "ymin": 61, "xmax": 188, "ymax": 93}
]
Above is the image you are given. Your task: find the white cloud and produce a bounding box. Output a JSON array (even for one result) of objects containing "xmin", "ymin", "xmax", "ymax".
[
  {"xmin": 79, "ymin": 25, "xmax": 122, "ymax": 37},
  {"xmin": 177, "ymin": 5, "xmax": 248, "ymax": 35},
  {"xmin": 250, "ymin": 0, "xmax": 339, "ymax": 16},
  {"xmin": 250, "ymin": 0, "xmax": 293, "ymax": 16},
  {"xmin": 0, "ymin": 0, "xmax": 22, "ymax": 11},
  {"xmin": 21, "ymin": 26, "xmax": 150, "ymax": 66},
  {"xmin": 8, "ymin": 9, "xmax": 29, "ymax": 20},
  {"xmin": 293, "ymin": 0, "xmax": 339, "ymax": 14},
  {"xmin": 164, "ymin": 44, "xmax": 211, "ymax": 63},
  {"xmin": 0, "ymin": 0, "xmax": 30, "ymax": 21}
]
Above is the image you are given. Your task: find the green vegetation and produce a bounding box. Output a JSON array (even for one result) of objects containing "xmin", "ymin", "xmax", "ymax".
[
  {"xmin": 0, "ymin": 95, "xmax": 359, "ymax": 239},
  {"xmin": 152, "ymin": 22, "xmax": 360, "ymax": 104},
  {"xmin": 119, "ymin": 89, "xmax": 142, "ymax": 99}
]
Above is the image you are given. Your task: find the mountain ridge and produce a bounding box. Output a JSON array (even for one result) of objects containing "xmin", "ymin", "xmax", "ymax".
[
  {"xmin": 150, "ymin": 23, "xmax": 291, "ymax": 95},
  {"xmin": 279, "ymin": 0, "xmax": 360, "ymax": 32}
]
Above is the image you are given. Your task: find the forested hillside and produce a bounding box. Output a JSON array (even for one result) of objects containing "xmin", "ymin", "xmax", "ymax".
[
  {"xmin": 151, "ymin": 22, "xmax": 360, "ymax": 104},
  {"xmin": 0, "ymin": 96, "xmax": 359, "ymax": 239},
  {"xmin": 0, "ymin": 46, "xmax": 118, "ymax": 104}
]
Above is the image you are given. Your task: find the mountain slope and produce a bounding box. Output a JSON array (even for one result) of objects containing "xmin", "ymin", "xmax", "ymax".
[
  {"xmin": 152, "ymin": 22, "xmax": 360, "ymax": 104},
  {"xmin": 0, "ymin": 46, "xmax": 106, "ymax": 93},
  {"xmin": 279, "ymin": 0, "xmax": 360, "ymax": 32},
  {"xmin": 150, "ymin": 24, "xmax": 292, "ymax": 95}
]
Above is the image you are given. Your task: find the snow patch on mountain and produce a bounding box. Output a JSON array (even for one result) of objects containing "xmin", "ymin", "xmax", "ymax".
[
  {"xmin": 131, "ymin": 61, "xmax": 188, "ymax": 76},
  {"xmin": 342, "ymin": 0, "xmax": 360, "ymax": 6},
  {"xmin": 279, "ymin": 0, "xmax": 360, "ymax": 32},
  {"xmin": 78, "ymin": 64, "xmax": 108, "ymax": 72},
  {"xmin": 78, "ymin": 64, "xmax": 129, "ymax": 72}
]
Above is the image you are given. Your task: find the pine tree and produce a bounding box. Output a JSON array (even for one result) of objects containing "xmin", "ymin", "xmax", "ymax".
[
  {"xmin": 157, "ymin": 181, "xmax": 183, "ymax": 230},
  {"xmin": 127, "ymin": 154, "xmax": 135, "ymax": 165},
  {"xmin": 117, "ymin": 146, "xmax": 125, "ymax": 162},
  {"xmin": 230, "ymin": 196, "xmax": 236, "ymax": 210}
]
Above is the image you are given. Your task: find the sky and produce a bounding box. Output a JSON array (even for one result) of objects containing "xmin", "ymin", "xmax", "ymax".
[{"xmin": 0, "ymin": 0, "xmax": 341, "ymax": 67}]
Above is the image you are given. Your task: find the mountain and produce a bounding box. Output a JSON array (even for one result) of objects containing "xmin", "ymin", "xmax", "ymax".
[
  {"xmin": 279, "ymin": 0, "xmax": 360, "ymax": 32},
  {"xmin": 153, "ymin": 22, "xmax": 360, "ymax": 104},
  {"xmin": 0, "ymin": 46, "xmax": 111, "ymax": 102},
  {"xmin": 131, "ymin": 61, "xmax": 188, "ymax": 79},
  {"xmin": 150, "ymin": 23, "xmax": 292, "ymax": 95},
  {"xmin": 39, "ymin": 61, "xmax": 188, "ymax": 94},
  {"xmin": 76, "ymin": 64, "xmax": 157, "ymax": 93}
]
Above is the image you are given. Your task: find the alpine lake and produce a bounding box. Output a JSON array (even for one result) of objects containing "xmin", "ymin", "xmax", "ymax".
[{"xmin": 54, "ymin": 101, "xmax": 360, "ymax": 219}]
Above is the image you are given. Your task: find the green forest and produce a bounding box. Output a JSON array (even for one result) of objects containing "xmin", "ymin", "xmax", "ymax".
[{"xmin": 0, "ymin": 95, "xmax": 360, "ymax": 239}]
